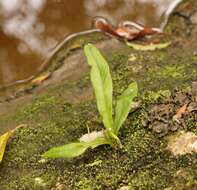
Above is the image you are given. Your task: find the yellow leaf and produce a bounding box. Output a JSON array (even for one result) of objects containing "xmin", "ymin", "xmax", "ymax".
[
  {"xmin": 126, "ymin": 42, "xmax": 171, "ymax": 51},
  {"xmin": 0, "ymin": 131, "xmax": 12, "ymax": 162},
  {"xmin": 31, "ymin": 72, "xmax": 50, "ymax": 85}
]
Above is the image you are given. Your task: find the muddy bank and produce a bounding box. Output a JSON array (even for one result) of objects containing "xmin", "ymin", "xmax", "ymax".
[{"xmin": 0, "ymin": 1, "xmax": 197, "ymax": 189}]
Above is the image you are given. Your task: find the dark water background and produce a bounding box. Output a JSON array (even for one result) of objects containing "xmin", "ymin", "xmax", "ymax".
[{"xmin": 0, "ymin": 0, "xmax": 182, "ymax": 87}]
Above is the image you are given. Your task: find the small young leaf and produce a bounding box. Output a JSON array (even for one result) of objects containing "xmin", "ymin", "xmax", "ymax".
[
  {"xmin": 84, "ymin": 44, "xmax": 114, "ymax": 133},
  {"xmin": 114, "ymin": 82, "xmax": 138, "ymax": 134},
  {"xmin": 126, "ymin": 42, "xmax": 171, "ymax": 51},
  {"xmin": 0, "ymin": 131, "xmax": 12, "ymax": 162},
  {"xmin": 43, "ymin": 142, "xmax": 88, "ymax": 158},
  {"xmin": 43, "ymin": 136, "xmax": 109, "ymax": 158}
]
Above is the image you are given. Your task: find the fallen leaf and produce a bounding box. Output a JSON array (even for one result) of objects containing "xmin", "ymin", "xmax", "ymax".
[
  {"xmin": 93, "ymin": 16, "xmax": 165, "ymax": 41},
  {"xmin": 0, "ymin": 131, "xmax": 12, "ymax": 162},
  {"xmin": 126, "ymin": 42, "xmax": 171, "ymax": 51},
  {"xmin": 31, "ymin": 72, "xmax": 51, "ymax": 85},
  {"xmin": 0, "ymin": 124, "xmax": 26, "ymax": 163},
  {"xmin": 173, "ymin": 104, "xmax": 188, "ymax": 122}
]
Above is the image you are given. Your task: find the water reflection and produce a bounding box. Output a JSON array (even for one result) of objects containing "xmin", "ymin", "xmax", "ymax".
[{"xmin": 0, "ymin": 0, "xmax": 182, "ymax": 87}]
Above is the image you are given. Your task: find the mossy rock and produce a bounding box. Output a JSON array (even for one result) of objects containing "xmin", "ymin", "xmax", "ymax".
[{"xmin": 0, "ymin": 1, "xmax": 197, "ymax": 189}]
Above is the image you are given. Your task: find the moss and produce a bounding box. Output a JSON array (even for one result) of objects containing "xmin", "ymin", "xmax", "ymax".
[
  {"xmin": 74, "ymin": 178, "xmax": 93, "ymax": 190},
  {"xmin": 185, "ymin": 113, "xmax": 197, "ymax": 134},
  {"xmin": 142, "ymin": 90, "xmax": 171, "ymax": 104},
  {"xmin": 18, "ymin": 95, "xmax": 59, "ymax": 120},
  {"xmin": 1, "ymin": 96, "xmax": 196, "ymax": 189}
]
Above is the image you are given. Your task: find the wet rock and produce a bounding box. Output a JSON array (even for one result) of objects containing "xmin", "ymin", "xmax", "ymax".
[
  {"xmin": 0, "ymin": 1, "xmax": 197, "ymax": 188},
  {"xmin": 167, "ymin": 131, "xmax": 197, "ymax": 155}
]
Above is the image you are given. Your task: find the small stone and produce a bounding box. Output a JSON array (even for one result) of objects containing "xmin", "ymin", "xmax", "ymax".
[
  {"xmin": 152, "ymin": 121, "xmax": 169, "ymax": 136},
  {"xmin": 170, "ymin": 122, "xmax": 179, "ymax": 132}
]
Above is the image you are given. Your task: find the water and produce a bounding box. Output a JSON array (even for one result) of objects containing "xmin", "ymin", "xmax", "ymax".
[{"xmin": 0, "ymin": 0, "xmax": 182, "ymax": 87}]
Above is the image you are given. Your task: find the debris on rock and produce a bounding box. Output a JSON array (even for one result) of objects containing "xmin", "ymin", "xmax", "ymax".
[
  {"xmin": 93, "ymin": 16, "xmax": 164, "ymax": 41},
  {"xmin": 142, "ymin": 84, "xmax": 197, "ymax": 136},
  {"xmin": 172, "ymin": 103, "xmax": 188, "ymax": 123}
]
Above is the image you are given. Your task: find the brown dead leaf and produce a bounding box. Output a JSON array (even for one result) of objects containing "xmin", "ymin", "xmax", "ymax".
[
  {"xmin": 93, "ymin": 16, "xmax": 165, "ymax": 41},
  {"xmin": 173, "ymin": 104, "xmax": 188, "ymax": 122}
]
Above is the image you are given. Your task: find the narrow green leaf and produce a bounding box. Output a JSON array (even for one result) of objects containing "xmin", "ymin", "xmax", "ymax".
[
  {"xmin": 0, "ymin": 131, "xmax": 12, "ymax": 162},
  {"xmin": 126, "ymin": 42, "xmax": 171, "ymax": 51},
  {"xmin": 43, "ymin": 136, "xmax": 109, "ymax": 158},
  {"xmin": 84, "ymin": 44, "xmax": 114, "ymax": 132},
  {"xmin": 114, "ymin": 82, "xmax": 138, "ymax": 134},
  {"xmin": 43, "ymin": 142, "xmax": 88, "ymax": 158}
]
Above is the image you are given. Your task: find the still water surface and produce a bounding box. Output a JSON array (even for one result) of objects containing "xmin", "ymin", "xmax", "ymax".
[{"xmin": 0, "ymin": 0, "xmax": 182, "ymax": 87}]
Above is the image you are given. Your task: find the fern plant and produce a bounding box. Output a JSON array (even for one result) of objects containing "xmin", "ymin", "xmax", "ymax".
[{"xmin": 43, "ymin": 44, "xmax": 138, "ymax": 158}]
